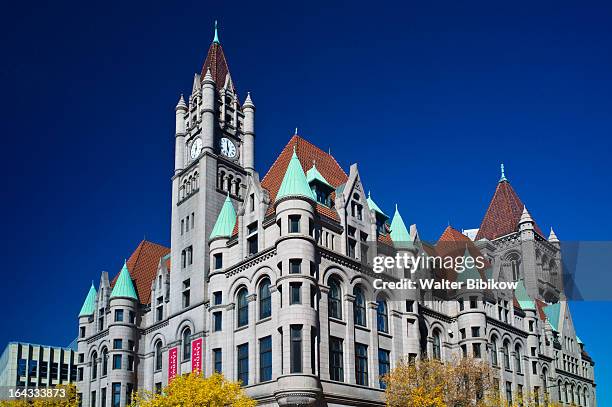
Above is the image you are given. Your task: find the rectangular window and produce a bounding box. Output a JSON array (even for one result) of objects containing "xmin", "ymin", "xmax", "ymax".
[
  {"xmin": 473, "ymin": 343, "xmax": 482, "ymax": 358},
  {"xmin": 129, "ymin": 311, "xmax": 135, "ymax": 324},
  {"xmin": 378, "ymin": 349, "xmax": 390, "ymax": 389},
  {"xmin": 181, "ymin": 219, "xmax": 184, "ymax": 235},
  {"xmin": 154, "ymin": 383, "xmax": 162, "ymax": 395},
  {"xmin": 259, "ymin": 336, "xmax": 272, "ymax": 382},
  {"xmin": 290, "ymin": 282, "xmax": 302, "ymax": 305},
  {"xmin": 532, "ymin": 361, "xmax": 538, "ymax": 374},
  {"xmin": 112, "ymin": 383, "xmax": 121, "ymax": 407},
  {"xmin": 126, "ymin": 383, "xmax": 133, "ymax": 406},
  {"xmin": 114, "ymin": 309, "xmax": 123, "ymax": 322},
  {"xmin": 461, "ymin": 344, "xmax": 467, "ymax": 358},
  {"xmin": 213, "ymin": 311, "xmax": 222, "ymax": 332},
  {"xmin": 289, "ymin": 215, "xmax": 301, "ymax": 233},
  {"xmin": 289, "ymin": 259, "xmax": 301, "ymax": 274},
  {"xmin": 113, "ymin": 339, "xmax": 122, "ymax": 350},
  {"xmin": 471, "ymin": 327, "xmax": 480, "ymax": 337},
  {"xmin": 505, "ymin": 382, "xmax": 512, "ymax": 405},
  {"xmin": 406, "ymin": 300, "xmax": 414, "ymax": 312},
  {"xmin": 128, "ymin": 340, "xmax": 135, "ymax": 351},
  {"xmin": 329, "ymin": 337, "xmax": 344, "ymax": 382},
  {"xmin": 101, "ymin": 388, "xmax": 106, "ymax": 407},
  {"xmin": 91, "ymin": 390, "xmax": 96, "ymax": 407},
  {"xmin": 529, "ymin": 320, "xmax": 534, "ymax": 332},
  {"xmin": 237, "ymin": 344, "xmax": 249, "ymax": 385},
  {"xmin": 156, "ymin": 297, "xmax": 163, "ymax": 322},
  {"xmin": 80, "ymin": 327, "xmax": 86, "ymax": 338},
  {"xmin": 128, "ymin": 355, "xmax": 134, "ymax": 371},
  {"xmin": 214, "ymin": 253, "xmax": 223, "ymax": 270},
  {"xmin": 112, "ymin": 355, "xmax": 121, "ymax": 370},
  {"xmin": 348, "ymin": 239, "xmax": 356, "ymax": 258},
  {"xmin": 182, "ymin": 279, "xmax": 190, "ymax": 308},
  {"xmin": 355, "ymin": 343, "xmax": 368, "ymax": 386},
  {"xmin": 247, "ymin": 235, "xmax": 258, "ymax": 255},
  {"xmin": 290, "ymin": 325, "xmax": 303, "ymax": 373},
  {"xmin": 78, "ymin": 367, "xmax": 84, "ymax": 381},
  {"xmin": 213, "ymin": 291, "xmax": 222, "ymax": 305},
  {"xmin": 470, "ymin": 296, "xmax": 478, "ymax": 308},
  {"xmin": 459, "ymin": 298, "xmax": 464, "ymax": 311},
  {"xmin": 213, "ymin": 348, "xmax": 222, "ymax": 373}
]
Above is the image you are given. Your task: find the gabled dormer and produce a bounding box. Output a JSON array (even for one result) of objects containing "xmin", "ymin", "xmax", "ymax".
[{"xmin": 306, "ymin": 162, "xmax": 334, "ymax": 207}]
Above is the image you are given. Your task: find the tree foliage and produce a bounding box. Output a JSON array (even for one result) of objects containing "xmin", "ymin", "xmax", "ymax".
[
  {"xmin": 384, "ymin": 356, "xmax": 562, "ymax": 407},
  {"xmin": 130, "ymin": 372, "xmax": 255, "ymax": 407}
]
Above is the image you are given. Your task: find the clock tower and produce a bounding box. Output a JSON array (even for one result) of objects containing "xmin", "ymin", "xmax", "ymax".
[{"xmin": 169, "ymin": 22, "xmax": 255, "ymax": 321}]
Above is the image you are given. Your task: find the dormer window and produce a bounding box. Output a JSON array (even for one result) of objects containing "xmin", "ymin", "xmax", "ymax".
[
  {"xmin": 306, "ymin": 163, "xmax": 333, "ymax": 207},
  {"xmin": 351, "ymin": 201, "xmax": 363, "ymax": 220}
]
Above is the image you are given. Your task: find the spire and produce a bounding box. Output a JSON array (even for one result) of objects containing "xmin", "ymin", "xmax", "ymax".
[
  {"xmin": 209, "ymin": 194, "xmax": 237, "ymax": 240},
  {"xmin": 78, "ymin": 282, "xmax": 97, "ymax": 317},
  {"xmin": 175, "ymin": 94, "xmax": 187, "ymax": 111},
  {"xmin": 519, "ymin": 206, "xmax": 534, "ymax": 225},
  {"xmin": 294, "ymin": 127, "xmax": 299, "ymax": 136},
  {"xmin": 213, "ymin": 20, "xmax": 220, "ymax": 44},
  {"xmin": 110, "ymin": 261, "xmax": 138, "ymax": 300},
  {"xmin": 243, "ymin": 92, "xmax": 254, "ymax": 107},
  {"xmin": 390, "ymin": 205, "xmax": 411, "ymax": 245},
  {"xmin": 366, "ymin": 191, "xmax": 387, "ymax": 218},
  {"xmin": 499, "ymin": 163, "xmax": 507, "ymax": 183},
  {"xmin": 276, "ymin": 149, "xmax": 316, "ymax": 202},
  {"xmin": 548, "ymin": 227, "xmax": 559, "ymax": 243}
]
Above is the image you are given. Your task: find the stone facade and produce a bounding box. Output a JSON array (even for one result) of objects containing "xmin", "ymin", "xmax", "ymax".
[{"xmin": 76, "ymin": 27, "xmax": 596, "ymax": 407}]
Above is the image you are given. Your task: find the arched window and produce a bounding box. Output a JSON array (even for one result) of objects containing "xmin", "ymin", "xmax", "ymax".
[
  {"xmin": 182, "ymin": 328, "xmax": 191, "ymax": 360},
  {"xmin": 502, "ymin": 340, "xmax": 511, "ymax": 370},
  {"xmin": 259, "ymin": 279, "xmax": 271, "ymax": 319},
  {"xmin": 558, "ymin": 380, "xmax": 564, "ymax": 403},
  {"xmin": 91, "ymin": 352, "xmax": 98, "ymax": 379},
  {"xmin": 490, "ymin": 336, "xmax": 498, "ymax": 366},
  {"xmin": 101, "ymin": 348, "xmax": 108, "ymax": 376},
  {"xmin": 542, "ymin": 367, "xmax": 548, "ymax": 396},
  {"xmin": 376, "ymin": 299, "xmax": 388, "ymax": 333},
  {"xmin": 155, "ymin": 341, "xmax": 163, "ymax": 371},
  {"xmin": 353, "ymin": 285, "xmax": 366, "ymax": 327},
  {"xmin": 237, "ymin": 288, "xmax": 249, "ymax": 327},
  {"xmin": 432, "ymin": 329, "xmax": 442, "ymax": 360},
  {"xmin": 328, "ymin": 278, "xmax": 342, "ymax": 319},
  {"xmin": 514, "ymin": 344, "xmax": 522, "ymax": 373}
]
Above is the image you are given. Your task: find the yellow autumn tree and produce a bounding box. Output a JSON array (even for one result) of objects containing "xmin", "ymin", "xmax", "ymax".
[
  {"xmin": 383, "ymin": 358, "xmax": 447, "ymax": 407},
  {"xmin": 130, "ymin": 372, "xmax": 255, "ymax": 407},
  {"xmin": 0, "ymin": 384, "xmax": 79, "ymax": 407}
]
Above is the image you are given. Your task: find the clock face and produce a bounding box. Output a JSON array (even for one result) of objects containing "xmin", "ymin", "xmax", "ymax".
[
  {"xmin": 220, "ymin": 137, "xmax": 237, "ymax": 158},
  {"xmin": 190, "ymin": 138, "xmax": 203, "ymax": 159}
]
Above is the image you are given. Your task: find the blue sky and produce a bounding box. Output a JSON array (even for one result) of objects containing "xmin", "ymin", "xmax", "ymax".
[{"xmin": 1, "ymin": 0, "xmax": 611, "ymax": 401}]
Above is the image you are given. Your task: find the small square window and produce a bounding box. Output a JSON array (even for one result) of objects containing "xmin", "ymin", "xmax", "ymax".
[
  {"xmin": 113, "ymin": 339, "xmax": 122, "ymax": 349},
  {"xmin": 289, "ymin": 259, "xmax": 301, "ymax": 274},
  {"xmin": 213, "ymin": 291, "xmax": 222, "ymax": 305},
  {"xmin": 289, "ymin": 215, "xmax": 301, "ymax": 233},
  {"xmin": 471, "ymin": 327, "xmax": 480, "ymax": 337},
  {"xmin": 114, "ymin": 309, "xmax": 124, "ymax": 322},
  {"xmin": 290, "ymin": 282, "xmax": 302, "ymax": 305}
]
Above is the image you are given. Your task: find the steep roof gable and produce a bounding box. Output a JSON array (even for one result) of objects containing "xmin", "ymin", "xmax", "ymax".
[
  {"xmin": 367, "ymin": 191, "xmax": 387, "ymax": 218},
  {"xmin": 475, "ymin": 179, "xmax": 543, "ymax": 240},
  {"xmin": 390, "ymin": 205, "xmax": 411, "ymax": 244},
  {"xmin": 110, "ymin": 240, "xmax": 170, "ymax": 305}
]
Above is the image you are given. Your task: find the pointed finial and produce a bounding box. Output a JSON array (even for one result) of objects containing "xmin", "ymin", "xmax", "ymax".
[
  {"xmin": 213, "ymin": 20, "xmax": 220, "ymax": 44},
  {"xmin": 368, "ymin": 190, "xmax": 371, "ymax": 199},
  {"xmin": 293, "ymin": 144, "xmax": 297, "ymax": 154},
  {"xmin": 175, "ymin": 94, "xmax": 187, "ymax": 111},
  {"xmin": 294, "ymin": 127, "xmax": 298, "ymax": 135},
  {"xmin": 499, "ymin": 163, "xmax": 507, "ymax": 182},
  {"xmin": 549, "ymin": 227, "xmax": 559, "ymax": 243},
  {"xmin": 395, "ymin": 203, "xmax": 399, "ymax": 212},
  {"xmin": 519, "ymin": 205, "xmax": 534, "ymax": 225}
]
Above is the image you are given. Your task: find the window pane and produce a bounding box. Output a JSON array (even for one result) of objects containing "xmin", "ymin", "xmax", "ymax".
[{"xmin": 259, "ymin": 336, "xmax": 272, "ymax": 382}]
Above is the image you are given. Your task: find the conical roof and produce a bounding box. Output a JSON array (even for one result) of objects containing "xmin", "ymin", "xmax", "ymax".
[
  {"xmin": 78, "ymin": 283, "xmax": 97, "ymax": 317},
  {"xmin": 514, "ymin": 280, "xmax": 536, "ymax": 310},
  {"xmin": 110, "ymin": 261, "xmax": 138, "ymax": 300},
  {"xmin": 306, "ymin": 163, "xmax": 333, "ymax": 189},
  {"xmin": 210, "ymin": 194, "xmax": 237, "ymax": 239},
  {"xmin": 457, "ymin": 247, "xmax": 482, "ymax": 283},
  {"xmin": 367, "ymin": 191, "xmax": 387, "ymax": 218},
  {"xmin": 543, "ymin": 302, "xmax": 561, "ymax": 332},
  {"xmin": 390, "ymin": 205, "xmax": 411, "ymax": 245},
  {"xmin": 201, "ymin": 22, "xmax": 234, "ymax": 91},
  {"xmin": 276, "ymin": 148, "xmax": 316, "ymax": 202}
]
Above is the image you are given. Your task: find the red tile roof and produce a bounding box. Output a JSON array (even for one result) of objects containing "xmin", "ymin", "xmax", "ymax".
[
  {"xmin": 435, "ymin": 226, "xmax": 491, "ymax": 281},
  {"xmin": 261, "ymin": 135, "xmax": 348, "ymax": 221},
  {"xmin": 110, "ymin": 240, "xmax": 170, "ymax": 305},
  {"xmin": 475, "ymin": 180, "xmax": 543, "ymax": 240},
  {"xmin": 201, "ymin": 42, "xmax": 233, "ymax": 91}
]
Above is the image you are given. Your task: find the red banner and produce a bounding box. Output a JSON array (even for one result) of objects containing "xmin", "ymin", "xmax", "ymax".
[
  {"xmin": 191, "ymin": 338, "xmax": 203, "ymax": 374},
  {"xmin": 168, "ymin": 347, "xmax": 178, "ymax": 382}
]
